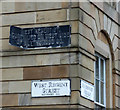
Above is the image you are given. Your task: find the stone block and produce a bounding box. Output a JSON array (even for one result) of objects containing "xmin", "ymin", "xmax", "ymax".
[
  {"xmin": 115, "ymin": 60, "xmax": 120, "ymax": 71},
  {"xmin": 99, "ymin": 10, "xmax": 104, "ymax": 30},
  {"xmin": 60, "ymin": 53, "xmax": 78, "ymax": 64},
  {"xmin": 115, "ymin": 74, "xmax": 120, "ymax": 86},
  {"xmin": 79, "ymin": 96, "xmax": 94, "ymax": 108},
  {"xmin": 70, "ymin": 91, "xmax": 80, "ymax": 104},
  {"xmin": 79, "ymin": 22, "xmax": 95, "ymax": 47},
  {"xmin": 1, "ymin": 27, "xmax": 10, "ymax": 39},
  {"xmin": 2, "ymin": 68, "xmax": 23, "ymax": 81},
  {"xmin": 115, "ymin": 96, "xmax": 120, "ymax": 108},
  {"xmin": 79, "ymin": 35, "xmax": 94, "ymax": 54},
  {"xmin": 115, "ymin": 85, "xmax": 120, "ymax": 97},
  {"xmin": 2, "ymin": 12, "xmax": 36, "ymax": 26},
  {"xmin": 67, "ymin": 8, "xmax": 79, "ymax": 21},
  {"xmin": 2, "ymin": 94, "xmax": 18, "ymax": 107},
  {"xmin": 79, "ymin": 53, "xmax": 94, "ymax": 71},
  {"xmin": 36, "ymin": 54, "xmax": 60, "ymax": 66},
  {"xmin": 0, "ymin": 39, "xmax": 22, "ymax": 51},
  {"xmin": 107, "ymin": 17, "xmax": 112, "ymax": 34},
  {"xmin": 15, "ymin": 2, "xmax": 36, "ymax": 12},
  {"xmin": 90, "ymin": 3, "xmax": 100, "ymax": 33},
  {"xmin": 98, "ymin": 32, "xmax": 108, "ymax": 45},
  {"xmin": 70, "ymin": 65, "xmax": 79, "ymax": 77},
  {"xmin": 112, "ymin": 35, "xmax": 119, "ymax": 51},
  {"xmin": 71, "ymin": 21, "xmax": 79, "ymax": 34},
  {"xmin": 9, "ymin": 81, "xmax": 31, "ymax": 93},
  {"xmin": 36, "ymin": 2, "xmax": 61, "ymax": 10},
  {"xmin": 71, "ymin": 34, "xmax": 79, "ymax": 47},
  {"xmin": 114, "ymin": 48, "xmax": 120, "ymax": 61},
  {"xmin": 23, "ymin": 66, "xmax": 51, "ymax": 80},
  {"xmin": 103, "ymin": 14, "xmax": 108, "ymax": 31},
  {"xmin": 2, "ymin": 2, "xmax": 15, "ymax": 13},
  {"xmin": 110, "ymin": 22, "xmax": 119, "ymax": 41},
  {"xmin": 78, "ymin": 65, "xmax": 94, "ymax": 84},
  {"xmin": 23, "ymin": 65, "xmax": 69, "ymax": 80},
  {"xmin": 0, "ymin": 82, "xmax": 9, "ymax": 94},
  {"xmin": 18, "ymin": 94, "xmax": 70, "ymax": 106},
  {"xmin": 61, "ymin": 2, "xmax": 68, "ymax": 8},
  {"xmin": 51, "ymin": 65, "xmax": 69, "ymax": 78},
  {"xmin": 71, "ymin": 78, "xmax": 80, "ymax": 91},
  {"xmin": 36, "ymin": 9, "xmax": 67, "ymax": 23},
  {"xmin": 2, "ymin": 55, "xmax": 36, "ymax": 68}
]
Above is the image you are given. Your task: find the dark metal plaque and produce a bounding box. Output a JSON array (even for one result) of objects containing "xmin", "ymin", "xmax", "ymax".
[{"xmin": 9, "ymin": 25, "xmax": 71, "ymax": 49}]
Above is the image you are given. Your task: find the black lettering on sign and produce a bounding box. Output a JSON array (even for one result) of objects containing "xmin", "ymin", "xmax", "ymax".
[{"xmin": 9, "ymin": 25, "xmax": 71, "ymax": 49}]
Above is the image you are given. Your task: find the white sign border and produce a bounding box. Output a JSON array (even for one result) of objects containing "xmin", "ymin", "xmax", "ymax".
[
  {"xmin": 80, "ymin": 79, "xmax": 94, "ymax": 101},
  {"xmin": 31, "ymin": 79, "xmax": 71, "ymax": 98}
]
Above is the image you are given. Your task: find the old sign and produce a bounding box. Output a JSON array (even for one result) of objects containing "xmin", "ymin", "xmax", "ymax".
[
  {"xmin": 31, "ymin": 79, "xmax": 71, "ymax": 97},
  {"xmin": 9, "ymin": 25, "xmax": 71, "ymax": 49},
  {"xmin": 81, "ymin": 80, "xmax": 94, "ymax": 101}
]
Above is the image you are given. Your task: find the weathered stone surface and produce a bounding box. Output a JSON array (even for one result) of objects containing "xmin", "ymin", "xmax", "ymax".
[
  {"xmin": 70, "ymin": 65, "xmax": 79, "ymax": 77},
  {"xmin": 60, "ymin": 53, "xmax": 78, "ymax": 64},
  {"xmin": 15, "ymin": 2, "xmax": 36, "ymax": 12},
  {"xmin": 23, "ymin": 65, "xmax": 69, "ymax": 80},
  {"xmin": 71, "ymin": 34, "xmax": 79, "ymax": 47},
  {"xmin": 115, "ymin": 85, "xmax": 120, "ymax": 97},
  {"xmin": 79, "ymin": 96, "xmax": 94, "ymax": 108},
  {"xmin": 2, "ymin": 94, "xmax": 18, "ymax": 107},
  {"xmin": 2, "ymin": 12, "xmax": 36, "ymax": 26},
  {"xmin": 36, "ymin": 2, "xmax": 61, "ymax": 11},
  {"xmin": 114, "ymin": 48, "xmax": 120, "ymax": 61},
  {"xmin": 67, "ymin": 8, "xmax": 79, "ymax": 21},
  {"xmin": 99, "ymin": 10, "xmax": 104, "ymax": 30},
  {"xmin": 98, "ymin": 32, "xmax": 108, "ymax": 45},
  {"xmin": 0, "ymin": 39, "xmax": 22, "ymax": 51},
  {"xmin": 78, "ymin": 65, "xmax": 94, "ymax": 84},
  {"xmin": 103, "ymin": 14, "xmax": 108, "ymax": 31},
  {"xmin": 70, "ymin": 91, "xmax": 80, "ymax": 104},
  {"xmin": 107, "ymin": 17, "xmax": 112, "ymax": 34},
  {"xmin": 9, "ymin": 81, "xmax": 31, "ymax": 93},
  {"xmin": 115, "ymin": 60, "xmax": 120, "ymax": 71},
  {"xmin": 79, "ymin": 8, "xmax": 98, "ymax": 39},
  {"xmin": 36, "ymin": 54, "xmax": 60, "ymax": 66},
  {"xmin": 2, "ymin": 2, "xmax": 15, "ymax": 13},
  {"xmin": 18, "ymin": 94, "xmax": 70, "ymax": 106},
  {"xmin": 115, "ymin": 74, "xmax": 120, "ymax": 86},
  {"xmin": 51, "ymin": 65, "xmax": 69, "ymax": 78},
  {"xmin": 2, "ymin": 55, "xmax": 36, "ymax": 68},
  {"xmin": 0, "ymin": 27, "xmax": 10, "ymax": 39},
  {"xmin": 70, "ymin": 91, "xmax": 94, "ymax": 108},
  {"xmin": 79, "ymin": 22, "xmax": 95, "ymax": 47},
  {"xmin": 79, "ymin": 53, "xmax": 94, "ymax": 71},
  {"xmin": 115, "ymin": 96, "xmax": 120, "ymax": 108},
  {"xmin": 2, "ymin": 68, "xmax": 23, "ymax": 81},
  {"xmin": 79, "ymin": 35, "xmax": 94, "ymax": 54},
  {"xmin": 36, "ymin": 9, "xmax": 67, "ymax": 23},
  {"xmin": 110, "ymin": 22, "xmax": 119, "ymax": 41},
  {"xmin": 71, "ymin": 78, "xmax": 80, "ymax": 91},
  {"xmin": 0, "ymin": 82, "xmax": 9, "ymax": 93},
  {"xmin": 112, "ymin": 35, "xmax": 119, "ymax": 52}
]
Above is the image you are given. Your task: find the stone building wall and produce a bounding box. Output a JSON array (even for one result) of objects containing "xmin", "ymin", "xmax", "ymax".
[{"xmin": 0, "ymin": 1, "xmax": 120, "ymax": 109}]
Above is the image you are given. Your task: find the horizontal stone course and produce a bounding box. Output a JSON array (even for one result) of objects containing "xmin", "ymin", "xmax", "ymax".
[
  {"xmin": 2, "ymin": 12, "xmax": 36, "ymax": 26},
  {"xmin": 1, "ymin": 68, "xmax": 23, "ymax": 81},
  {"xmin": 2, "ymin": 52, "xmax": 78, "ymax": 68},
  {"xmin": 36, "ymin": 9, "xmax": 67, "ymax": 24},
  {"xmin": 2, "ymin": 94, "xmax": 18, "ymax": 107},
  {"xmin": 23, "ymin": 65, "xmax": 69, "ymax": 80}
]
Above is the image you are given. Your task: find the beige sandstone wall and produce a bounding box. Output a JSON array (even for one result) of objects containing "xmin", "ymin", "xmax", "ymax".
[{"xmin": 0, "ymin": 1, "xmax": 120, "ymax": 109}]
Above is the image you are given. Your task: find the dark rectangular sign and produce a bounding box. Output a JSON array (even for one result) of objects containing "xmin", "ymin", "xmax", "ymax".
[{"xmin": 9, "ymin": 25, "xmax": 71, "ymax": 49}]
